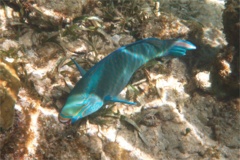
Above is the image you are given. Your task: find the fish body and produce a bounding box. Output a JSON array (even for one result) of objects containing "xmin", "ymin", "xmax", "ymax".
[{"xmin": 59, "ymin": 38, "xmax": 196, "ymax": 124}]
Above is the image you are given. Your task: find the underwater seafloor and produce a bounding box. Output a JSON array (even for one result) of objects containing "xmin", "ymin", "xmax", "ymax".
[{"xmin": 0, "ymin": 0, "xmax": 239, "ymax": 159}]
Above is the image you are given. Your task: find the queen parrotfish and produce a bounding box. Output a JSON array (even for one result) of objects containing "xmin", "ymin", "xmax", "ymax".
[{"xmin": 59, "ymin": 38, "xmax": 196, "ymax": 124}]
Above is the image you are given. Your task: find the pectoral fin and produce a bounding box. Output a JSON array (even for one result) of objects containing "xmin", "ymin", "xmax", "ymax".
[
  {"xmin": 71, "ymin": 58, "xmax": 86, "ymax": 75},
  {"xmin": 104, "ymin": 95, "xmax": 137, "ymax": 105}
]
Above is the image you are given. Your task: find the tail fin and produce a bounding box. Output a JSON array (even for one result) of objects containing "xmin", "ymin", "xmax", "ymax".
[{"xmin": 164, "ymin": 39, "xmax": 196, "ymax": 57}]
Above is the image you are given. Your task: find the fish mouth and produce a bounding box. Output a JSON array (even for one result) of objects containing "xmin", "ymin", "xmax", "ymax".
[{"xmin": 58, "ymin": 115, "xmax": 71, "ymax": 125}]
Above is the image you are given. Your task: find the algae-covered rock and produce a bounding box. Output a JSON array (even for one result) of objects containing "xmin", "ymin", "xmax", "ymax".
[
  {"xmin": 0, "ymin": 59, "xmax": 21, "ymax": 130},
  {"xmin": 139, "ymin": 14, "xmax": 190, "ymax": 39},
  {"xmin": 223, "ymin": 0, "xmax": 240, "ymax": 50},
  {"xmin": 5, "ymin": 0, "xmax": 90, "ymax": 29},
  {"xmin": 211, "ymin": 46, "xmax": 239, "ymax": 97},
  {"xmin": 211, "ymin": 0, "xmax": 240, "ymax": 98}
]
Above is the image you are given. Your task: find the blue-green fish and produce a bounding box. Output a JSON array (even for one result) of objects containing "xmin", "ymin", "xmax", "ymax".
[{"xmin": 59, "ymin": 38, "xmax": 196, "ymax": 124}]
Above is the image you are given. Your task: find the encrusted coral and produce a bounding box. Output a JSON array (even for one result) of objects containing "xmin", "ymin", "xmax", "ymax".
[
  {"xmin": 211, "ymin": 0, "xmax": 240, "ymax": 98},
  {"xmin": 223, "ymin": 0, "xmax": 240, "ymax": 50}
]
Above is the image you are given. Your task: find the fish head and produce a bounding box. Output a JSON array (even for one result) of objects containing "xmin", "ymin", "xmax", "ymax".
[{"xmin": 59, "ymin": 94, "xmax": 104, "ymax": 124}]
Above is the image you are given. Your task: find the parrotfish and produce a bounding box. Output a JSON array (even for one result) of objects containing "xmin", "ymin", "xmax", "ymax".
[{"xmin": 59, "ymin": 38, "xmax": 196, "ymax": 124}]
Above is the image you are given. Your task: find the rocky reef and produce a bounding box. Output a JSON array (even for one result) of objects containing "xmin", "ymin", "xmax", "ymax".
[{"xmin": 0, "ymin": 0, "xmax": 239, "ymax": 159}]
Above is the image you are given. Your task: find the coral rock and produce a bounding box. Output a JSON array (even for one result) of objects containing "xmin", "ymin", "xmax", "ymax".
[{"xmin": 0, "ymin": 60, "xmax": 21, "ymax": 130}]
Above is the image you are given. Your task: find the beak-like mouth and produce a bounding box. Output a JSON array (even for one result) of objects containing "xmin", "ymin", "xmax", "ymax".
[{"xmin": 58, "ymin": 115, "xmax": 71, "ymax": 125}]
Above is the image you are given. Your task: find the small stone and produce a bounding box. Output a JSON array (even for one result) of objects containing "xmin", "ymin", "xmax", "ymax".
[{"xmin": 195, "ymin": 71, "xmax": 211, "ymax": 90}]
